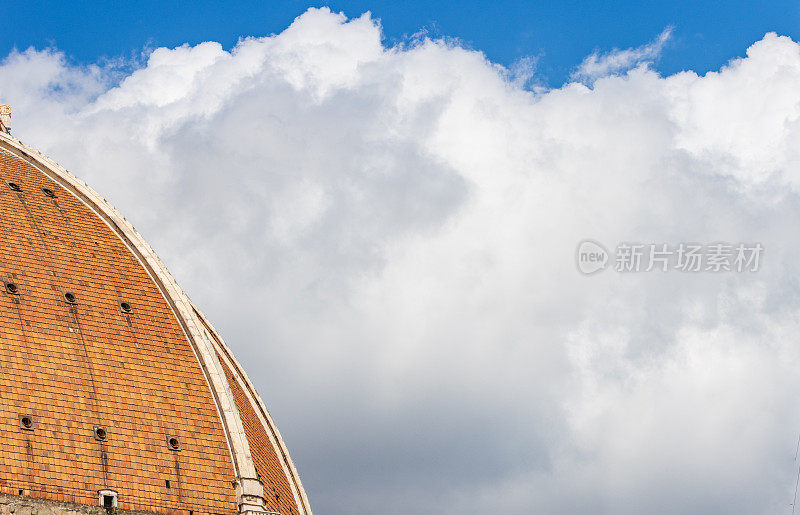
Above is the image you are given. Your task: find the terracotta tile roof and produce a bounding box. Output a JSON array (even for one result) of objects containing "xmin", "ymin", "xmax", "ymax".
[{"xmin": 0, "ymin": 138, "xmax": 310, "ymax": 514}]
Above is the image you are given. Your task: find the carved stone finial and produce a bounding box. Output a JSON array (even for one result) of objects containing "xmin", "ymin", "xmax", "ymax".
[{"xmin": 0, "ymin": 104, "xmax": 11, "ymax": 133}]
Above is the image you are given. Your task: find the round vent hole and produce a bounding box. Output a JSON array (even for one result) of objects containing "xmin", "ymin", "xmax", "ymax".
[
  {"xmin": 168, "ymin": 436, "xmax": 181, "ymax": 451},
  {"xmin": 63, "ymin": 292, "xmax": 77, "ymax": 304},
  {"xmin": 42, "ymin": 188, "xmax": 56, "ymax": 198},
  {"xmin": 5, "ymin": 282, "xmax": 19, "ymax": 294},
  {"xmin": 94, "ymin": 426, "xmax": 108, "ymax": 441},
  {"xmin": 120, "ymin": 301, "xmax": 132, "ymax": 313},
  {"xmin": 7, "ymin": 182, "xmax": 21, "ymax": 192},
  {"xmin": 20, "ymin": 415, "xmax": 33, "ymax": 430}
]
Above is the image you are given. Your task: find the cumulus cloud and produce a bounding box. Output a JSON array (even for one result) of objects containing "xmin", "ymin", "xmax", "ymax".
[
  {"xmin": 572, "ymin": 26, "xmax": 673, "ymax": 82},
  {"xmin": 2, "ymin": 9, "xmax": 800, "ymax": 514}
]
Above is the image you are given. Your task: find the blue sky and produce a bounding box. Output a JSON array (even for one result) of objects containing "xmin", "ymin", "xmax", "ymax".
[
  {"xmin": 6, "ymin": 1, "xmax": 800, "ymax": 86},
  {"xmin": 5, "ymin": 4, "xmax": 800, "ymax": 515}
]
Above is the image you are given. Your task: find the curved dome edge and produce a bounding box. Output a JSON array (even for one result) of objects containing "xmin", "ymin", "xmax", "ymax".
[
  {"xmin": 0, "ymin": 131, "xmax": 278, "ymax": 513},
  {"xmin": 193, "ymin": 305, "xmax": 313, "ymax": 515}
]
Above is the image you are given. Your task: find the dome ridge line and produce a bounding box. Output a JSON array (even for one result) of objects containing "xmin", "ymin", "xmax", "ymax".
[{"xmin": 194, "ymin": 305, "xmax": 313, "ymax": 515}]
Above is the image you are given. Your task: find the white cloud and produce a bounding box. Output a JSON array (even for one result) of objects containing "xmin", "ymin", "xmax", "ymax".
[
  {"xmin": 2, "ymin": 10, "xmax": 800, "ymax": 514},
  {"xmin": 573, "ymin": 26, "xmax": 673, "ymax": 82}
]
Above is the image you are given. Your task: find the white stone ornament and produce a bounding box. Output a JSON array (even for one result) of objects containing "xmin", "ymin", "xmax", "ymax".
[{"xmin": 0, "ymin": 103, "xmax": 10, "ymax": 132}]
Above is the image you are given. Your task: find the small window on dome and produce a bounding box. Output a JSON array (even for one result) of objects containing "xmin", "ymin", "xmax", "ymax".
[
  {"xmin": 97, "ymin": 489, "xmax": 117, "ymax": 509},
  {"xmin": 6, "ymin": 181, "xmax": 21, "ymax": 192},
  {"xmin": 167, "ymin": 435, "xmax": 181, "ymax": 451},
  {"xmin": 63, "ymin": 292, "xmax": 77, "ymax": 304},
  {"xmin": 119, "ymin": 301, "xmax": 132, "ymax": 314},
  {"xmin": 19, "ymin": 414, "xmax": 34, "ymax": 430},
  {"xmin": 94, "ymin": 426, "xmax": 108, "ymax": 441},
  {"xmin": 4, "ymin": 281, "xmax": 19, "ymax": 295},
  {"xmin": 42, "ymin": 187, "xmax": 56, "ymax": 198}
]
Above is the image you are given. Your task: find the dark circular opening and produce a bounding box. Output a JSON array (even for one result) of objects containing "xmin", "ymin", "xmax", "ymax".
[
  {"xmin": 21, "ymin": 416, "xmax": 32, "ymax": 428},
  {"xmin": 169, "ymin": 437, "xmax": 180, "ymax": 450},
  {"xmin": 95, "ymin": 427, "xmax": 107, "ymax": 440},
  {"xmin": 64, "ymin": 292, "xmax": 76, "ymax": 304},
  {"xmin": 120, "ymin": 301, "xmax": 132, "ymax": 313},
  {"xmin": 6, "ymin": 283, "xmax": 18, "ymax": 294},
  {"xmin": 42, "ymin": 188, "xmax": 56, "ymax": 198},
  {"xmin": 7, "ymin": 182, "xmax": 21, "ymax": 192}
]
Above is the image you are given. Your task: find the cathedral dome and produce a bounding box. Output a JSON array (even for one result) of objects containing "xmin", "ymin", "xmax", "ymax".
[{"xmin": 0, "ymin": 112, "xmax": 311, "ymax": 515}]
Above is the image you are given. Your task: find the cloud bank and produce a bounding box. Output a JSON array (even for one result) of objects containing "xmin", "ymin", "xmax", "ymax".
[{"xmin": 3, "ymin": 8, "xmax": 800, "ymax": 514}]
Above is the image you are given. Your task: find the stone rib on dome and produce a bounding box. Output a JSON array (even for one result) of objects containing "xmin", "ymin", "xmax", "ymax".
[{"xmin": 0, "ymin": 131, "xmax": 311, "ymax": 515}]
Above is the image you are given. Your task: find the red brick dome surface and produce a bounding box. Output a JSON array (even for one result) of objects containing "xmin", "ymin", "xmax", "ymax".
[{"xmin": 0, "ymin": 133, "xmax": 310, "ymax": 515}]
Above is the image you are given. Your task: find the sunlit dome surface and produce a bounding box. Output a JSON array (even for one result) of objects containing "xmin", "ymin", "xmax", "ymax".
[{"xmin": 0, "ymin": 121, "xmax": 310, "ymax": 515}]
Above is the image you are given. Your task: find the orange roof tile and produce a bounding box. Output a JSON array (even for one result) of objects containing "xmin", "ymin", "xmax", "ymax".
[{"xmin": 0, "ymin": 134, "xmax": 310, "ymax": 515}]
